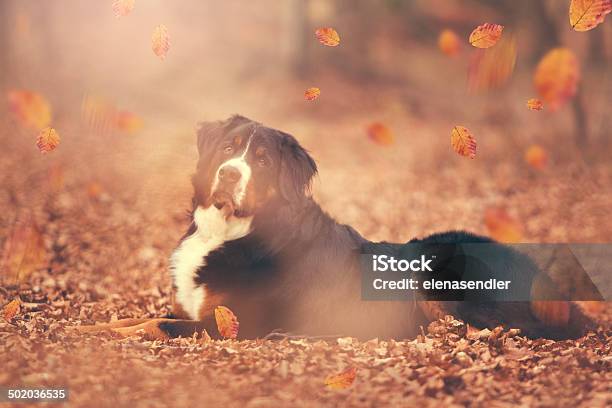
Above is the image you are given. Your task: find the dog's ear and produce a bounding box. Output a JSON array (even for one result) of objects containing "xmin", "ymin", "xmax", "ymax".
[
  {"xmin": 278, "ymin": 131, "xmax": 317, "ymax": 205},
  {"xmin": 196, "ymin": 115, "xmax": 251, "ymax": 160}
]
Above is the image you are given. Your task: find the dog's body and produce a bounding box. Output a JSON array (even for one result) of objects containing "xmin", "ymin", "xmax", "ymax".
[{"xmin": 79, "ymin": 115, "xmax": 593, "ymax": 340}]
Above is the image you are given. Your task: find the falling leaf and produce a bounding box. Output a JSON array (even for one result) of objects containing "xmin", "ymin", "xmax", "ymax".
[
  {"xmin": 569, "ymin": 0, "xmax": 612, "ymax": 31},
  {"xmin": 2, "ymin": 299, "xmax": 21, "ymax": 321},
  {"xmin": 524, "ymin": 145, "xmax": 548, "ymax": 170},
  {"xmin": 484, "ymin": 207, "xmax": 523, "ymax": 243},
  {"xmin": 534, "ymin": 48, "xmax": 580, "ymax": 110},
  {"xmin": 112, "ymin": 0, "xmax": 135, "ymax": 17},
  {"xmin": 526, "ymin": 98, "xmax": 544, "ymax": 111},
  {"xmin": 315, "ymin": 28, "xmax": 340, "ymax": 47},
  {"xmin": 324, "ymin": 367, "xmax": 357, "ymax": 389},
  {"xmin": 0, "ymin": 214, "xmax": 46, "ymax": 284},
  {"xmin": 366, "ymin": 122, "xmax": 394, "ymax": 146},
  {"xmin": 152, "ymin": 24, "xmax": 170, "ymax": 59},
  {"xmin": 468, "ymin": 23, "xmax": 503, "ymax": 48},
  {"xmin": 530, "ymin": 301, "xmax": 570, "ymax": 327},
  {"xmin": 450, "ymin": 126, "xmax": 476, "ymax": 159},
  {"xmin": 87, "ymin": 181, "xmax": 104, "ymax": 199},
  {"xmin": 304, "ymin": 87, "xmax": 321, "ymax": 101},
  {"xmin": 36, "ymin": 127, "xmax": 60, "ymax": 153},
  {"xmin": 214, "ymin": 305, "xmax": 239, "ymax": 339},
  {"xmin": 115, "ymin": 111, "xmax": 143, "ymax": 133},
  {"xmin": 438, "ymin": 29, "xmax": 461, "ymax": 56},
  {"xmin": 7, "ymin": 90, "xmax": 51, "ymax": 129},
  {"xmin": 468, "ymin": 34, "xmax": 516, "ymax": 92},
  {"xmin": 81, "ymin": 94, "xmax": 118, "ymax": 135}
]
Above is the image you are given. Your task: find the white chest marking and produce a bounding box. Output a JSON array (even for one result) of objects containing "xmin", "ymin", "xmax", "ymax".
[
  {"xmin": 170, "ymin": 206, "xmax": 252, "ymax": 320},
  {"xmin": 211, "ymin": 134, "xmax": 255, "ymax": 206}
]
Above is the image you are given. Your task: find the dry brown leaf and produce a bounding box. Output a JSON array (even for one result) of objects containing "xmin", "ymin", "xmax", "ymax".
[
  {"xmin": 468, "ymin": 34, "xmax": 516, "ymax": 92},
  {"xmin": 36, "ymin": 127, "xmax": 60, "ymax": 153},
  {"xmin": 468, "ymin": 23, "xmax": 503, "ymax": 48},
  {"xmin": 569, "ymin": 0, "xmax": 612, "ymax": 31},
  {"xmin": 526, "ymin": 98, "xmax": 544, "ymax": 111},
  {"xmin": 450, "ymin": 126, "xmax": 476, "ymax": 159},
  {"xmin": 0, "ymin": 215, "xmax": 46, "ymax": 284},
  {"xmin": 214, "ymin": 305, "xmax": 239, "ymax": 339},
  {"xmin": 152, "ymin": 24, "xmax": 170, "ymax": 59},
  {"xmin": 115, "ymin": 111, "xmax": 143, "ymax": 133},
  {"xmin": 484, "ymin": 207, "xmax": 523, "ymax": 243},
  {"xmin": 324, "ymin": 367, "xmax": 357, "ymax": 389},
  {"xmin": 315, "ymin": 28, "xmax": 340, "ymax": 47},
  {"xmin": 524, "ymin": 145, "xmax": 548, "ymax": 170},
  {"xmin": 366, "ymin": 122, "xmax": 394, "ymax": 146},
  {"xmin": 7, "ymin": 90, "xmax": 51, "ymax": 129},
  {"xmin": 112, "ymin": 0, "xmax": 135, "ymax": 18},
  {"xmin": 534, "ymin": 48, "xmax": 580, "ymax": 110},
  {"xmin": 438, "ymin": 29, "xmax": 461, "ymax": 56},
  {"xmin": 2, "ymin": 298, "xmax": 21, "ymax": 321},
  {"xmin": 304, "ymin": 87, "xmax": 321, "ymax": 101}
]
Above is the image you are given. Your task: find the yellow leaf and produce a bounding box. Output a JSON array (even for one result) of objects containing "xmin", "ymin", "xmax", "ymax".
[
  {"xmin": 484, "ymin": 207, "xmax": 523, "ymax": 243},
  {"xmin": 534, "ymin": 48, "xmax": 580, "ymax": 110},
  {"xmin": 450, "ymin": 126, "xmax": 476, "ymax": 159},
  {"xmin": 304, "ymin": 87, "xmax": 321, "ymax": 101},
  {"xmin": 7, "ymin": 90, "xmax": 51, "ymax": 129},
  {"xmin": 112, "ymin": 0, "xmax": 135, "ymax": 18},
  {"xmin": 115, "ymin": 111, "xmax": 143, "ymax": 133},
  {"xmin": 569, "ymin": 0, "xmax": 612, "ymax": 31},
  {"xmin": 152, "ymin": 24, "xmax": 170, "ymax": 59},
  {"xmin": 366, "ymin": 122, "xmax": 394, "ymax": 146},
  {"xmin": 36, "ymin": 127, "xmax": 60, "ymax": 153},
  {"xmin": 438, "ymin": 29, "xmax": 461, "ymax": 56},
  {"xmin": 524, "ymin": 145, "xmax": 548, "ymax": 170},
  {"xmin": 315, "ymin": 28, "xmax": 340, "ymax": 47},
  {"xmin": 0, "ymin": 215, "xmax": 46, "ymax": 284},
  {"xmin": 214, "ymin": 305, "xmax": 239, "ymax": 339},
  {"xmin": 468, "ymin": 34, "xmax": 516, "ymax": 92},
  {"xmin": 468, "ymin": 23, "xmax": 503, "ymax": 48},
  {"xmin": 526, "ymin": 98, "xmax": 544, "ymax": 111},
  {"xmin": 324, "ymin": 367, "xmax": 357, "ymax": 390},
  {"xmin": 2, "ymin": 298, "xmax": 21, "ymax": 321}
]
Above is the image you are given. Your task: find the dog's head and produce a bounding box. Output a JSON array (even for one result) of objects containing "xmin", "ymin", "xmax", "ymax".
[{"xmin": 192, "ymin": 115, "xmax": 317, "ymax": 219}]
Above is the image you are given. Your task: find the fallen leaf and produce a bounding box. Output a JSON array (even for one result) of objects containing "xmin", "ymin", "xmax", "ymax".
[
  {"xmin": 366, "ymin": 122, "xmax": 394, "ymax": 146},
  {"xmin": 484, "ymin": 207, "xmax": 523, "ymax": 243},
  {"xmin": 7, "ymin": 90, "xmax": 51, "ymax": 129},
  {"xmin": 304, "ymin": 87, "xmax": 321, "ymax": 101},
  {"xmin": 468, "ymin": 23, "xmax": 503, "ymax": 48},
  {"xmin": 534, "ymin": 48, "xmax": 580, "ymax": 110},
  {"xmin": 214, "ymin": 305, "xmax": 239, "ymax": 339},
  {"xmin": 152, "ymin": 24, "xmax": 170, "ymax": 59},
  {"xmin": 324, "ymin": 367, "xmax": 357, "ymax": 389},
  {"xmin": 36, "ymin": 127, "xmax": 60, "ymax": 153},
  {"xmin": 468, "ymin": 34, "xmax": 516, "ymax": 92},
  {"xmin": 315, "ymin": 28, "xmax": 340, "ymax": 47},
  {"xmin": 115, "ymin": 111, "xmax": 143, "ymax": 133},
  {"xmin": 524, "ymin": 145, "xmax": 548, "ymax": 170},
  {"xmin": 526, "ymin": 98, "xmax": 544, "ymax": 111},
  {"xmin": 112, "ymin": 0, "xmax": 135, "ymax": 18},
  {"xmin": 2, "ymin": 298, "xmax": 21, "ymax": 321},
  {"xmin": 450, "ymin": 126, "xmax": 476, "ymax": 159},
  {"xmin": 438, "ymin": 29, "xmax": 461, "ymax": 56},
  {"xmin": 569, "ymin": 0, "xmax": 612, "ymax": 31},
  {"xmin": 0, "ymin": 214, "xmax": 46, "ymax": 284}
]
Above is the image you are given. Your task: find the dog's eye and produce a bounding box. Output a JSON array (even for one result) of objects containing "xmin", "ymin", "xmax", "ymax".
[
  {"xmin": 223, "ymin": 145, "xmax": 233, "ymax": 154},
  {"xmin": 257, "ymin": 157, "xmax": 268, "ymax": 167}
]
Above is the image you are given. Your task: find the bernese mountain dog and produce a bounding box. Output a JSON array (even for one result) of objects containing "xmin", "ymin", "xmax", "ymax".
[{"xmin": 78, "ymin": 115, "xmax": 594, "ymax": 340}]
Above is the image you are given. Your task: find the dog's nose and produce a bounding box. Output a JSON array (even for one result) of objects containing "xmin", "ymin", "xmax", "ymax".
[{"xmin": 218, "ymin": 165, "xmax": 241, "ymax": 184}]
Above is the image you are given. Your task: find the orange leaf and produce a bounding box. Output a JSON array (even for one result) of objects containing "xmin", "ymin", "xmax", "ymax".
[
  {"xmin": 2, "ymin": 298, "xmax": 21, "ymax": 321},
  {"xmin": 526, "ymin": 98, "xmax": 544, "ymax": 111},
  {"xmin": 0, "ymin": 214, "xmax": 46, "ymax": 284},
  {"xmin": 324, "ymin": 367, "xmax": 357, "ymax": 390},
  {"xmin": 524, "ymin": 145, "xmax": 548, "ymax": 170},
  {"xmin": 115, "ymin": 111, "xmax": 143, "ymax": 133},
  {"xmin": 87, "ymin": 181, "xmax": 104, "ymax": 199},
  {"xmin": 484, "ymin": 207, "xmax": 523, "ymax": 243},
  {"xmin": 534, "ymin": 48, "xmax": 580, "ymax": 110},
  {"xmin": 36, "ymin": 127, "xmax": 60, "ymax": 153},
  {"xmin": 315, "ymin": 28, "xmax": 340, "ymax": 47},
  {"xmin": 468, "ymin": 23, "xmax": 503, "ymax": 48},
  {"xmin": 569, "ymin": 0, "xmax": 612, "ymax": 31},
  {"xmin": 152, "ymin": 24, "xmax": 170, "ymax": 59},
  {"xmin": 468, "ymin": 34, "xmax": 516, "ymax": 92},
  {"xmin": 366, "ymin": 122, "xmax": 394, "ymax": 146},
  {"xmin": 112, "ymin": 0, "xmax": 135, "ymax": 18},
  {"xmin": 214, "ymin": 305, "xmax": 239, "ymax": 339},
  {"xmin": 7, "ymin": 90, "xmax": 51, "ymax": 129},
  {"xmin": 304, "ymin": 87, "xmax": 321, "ymax": 101},
  {"xmin": 450, "ymin": 126, "xmax": 476, "ymax": 159},
  {"xmin": 438, "ymin": 29, "xmax": 461, "ymax": 56}
]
